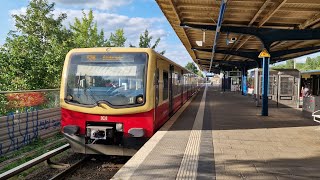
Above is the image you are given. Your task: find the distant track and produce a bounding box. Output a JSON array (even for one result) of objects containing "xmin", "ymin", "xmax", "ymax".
[{"xmin": 0, "ymin": 144, "xmax": 70, "ymax": 180}]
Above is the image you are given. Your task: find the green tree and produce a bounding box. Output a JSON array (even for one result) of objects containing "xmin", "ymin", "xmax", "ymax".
[
  {"xmin": 272, "ymin": 57, "xmax": 320, "ymax": 71},
  {"xmin": 303, "ymin": 57, "xmax": 320, "ymax": 71},
  {"xmin": 1, "ymin": 0, "xmax": 72, "ymax": 90},
  {"xmin": 130, "ymin": 29, "xmax": 165, "ymax": 55},
  {"xmin": 272, "ymin": 59, "xmax": 295, "ymax": 69},
  {"xmin": 185, "ymin": 62, "xmax": 199, "ymax": 74},
  {"xmin": 197, "ymin": 70, "xmax": 204, "ymax": 78},
  {"xmin": 0, "ymin": 47, "xmax": 11, "ymax": 90},
  {"xmin": 70, "ymin": 9, "xmax": 106, "ymax": 48},
  {"xmin": 107, "ymin": 28, "xmax": 126, "ymax": 47}
]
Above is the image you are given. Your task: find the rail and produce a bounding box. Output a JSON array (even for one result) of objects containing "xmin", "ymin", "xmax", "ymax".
[
  {"xmin": 49, "ymin": 156, "xmax": 89, "ymax": 180},
  {"xmin": 0, "ymin": 144, "xmax": 70, "ymax": 180}
]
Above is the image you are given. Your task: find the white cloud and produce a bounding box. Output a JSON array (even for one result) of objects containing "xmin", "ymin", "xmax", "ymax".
[
  {"xmin": 9, "ymin": 7, "xmax": 194, "ymax": 67},
  {"xmin": 50, "ymin": 0, "xmax": 132, "ymax": 10},
  {"xmin": 163, "ymin": 44, "xmax": 194, "ymax": 67},
  {"xmin": 10, "ymin": 7, "xmax": 27, "ymax": 17},
  {"xmin": 52, "ymin": 8, "xmax": 167, "ymax": 46}
]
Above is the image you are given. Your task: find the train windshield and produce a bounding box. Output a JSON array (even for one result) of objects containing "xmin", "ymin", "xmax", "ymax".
[{"xmin": 64, "ymin": 52, "xmax": 147, "ymax": 107}]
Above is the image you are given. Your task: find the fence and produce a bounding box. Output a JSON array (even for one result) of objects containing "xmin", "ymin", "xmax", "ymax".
[
  {"xmin": 0, "ymin": 89, "xmax": 61, "ymax": 156},
  {"xmin": 0, "ymin": 89, "xmax": 60, "ymax": 116}
]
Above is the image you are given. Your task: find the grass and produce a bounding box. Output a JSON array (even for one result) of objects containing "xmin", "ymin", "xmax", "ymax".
[
  {"xmin": 0, "ymin": 133, "xmax": 66, "ymax": 175},
  {"xmin": 16, "ymin": 148, "xmax": 71, "ymax": 180}
]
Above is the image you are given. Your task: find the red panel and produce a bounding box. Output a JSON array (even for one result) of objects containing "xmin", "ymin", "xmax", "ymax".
[
  {"xmin": 183, "ymin": 91, "xmax": 188, "ymax": 103},
  {"xmin": 154, "ymin": 94, "xmax": 183, "ymax": 130},
  {"xmin": 155, "ymin": 101, "xmax": 169, "ymax": 129},
  {"xmin": 61, "ymin": 108, "xmax": 155, "ymax": 137},
  {"xmin": 173, "ymin": 95, "xmax": 182, "ymax": 113}
]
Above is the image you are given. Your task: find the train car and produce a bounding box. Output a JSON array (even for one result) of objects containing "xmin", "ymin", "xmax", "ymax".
[
  {"xmin": 60, "ymin": 48, "xmax": 202, "ymax": 156},
  {"xmin": 301, "ymin": 70, "xmax": 320, "ymax": 96},
  {"xmin": 300, "ymin": 70, "xmax": 320, "ymax": 116}
]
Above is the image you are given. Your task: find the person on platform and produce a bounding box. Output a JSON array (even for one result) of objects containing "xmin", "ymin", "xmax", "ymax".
[{"xmin": 302, "ymin": 84, "xmax": 310, "ymax": 97}]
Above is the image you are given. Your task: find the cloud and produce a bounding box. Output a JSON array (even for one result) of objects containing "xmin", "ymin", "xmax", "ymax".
[
  {"xmin": 50, "ymin": 0, "xmax": 132, "ymax": 10},
  {"xmin": 52, "ymin": 8, "xmax": 168, "ymax": 46},
  {"xmin": 163, "ymin": 44, "xmax": 194, "ymax": 67},
  {"xmin": 9, "ymin": 7, "xmax": 194, "ymax": 67}
]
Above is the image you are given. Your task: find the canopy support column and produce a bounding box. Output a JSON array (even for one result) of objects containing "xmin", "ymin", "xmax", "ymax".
[
  {"xmin": 242, "ymin": 67, "xmax": 247, "ymax": 96},
  {"xmin": 261, "ymin": 57, "xmax": 270, "ymax": 116}
]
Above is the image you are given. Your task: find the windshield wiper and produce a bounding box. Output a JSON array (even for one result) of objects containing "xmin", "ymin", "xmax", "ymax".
[
  {"xmin": 64, "ymin": 98, "xmax": 81, "ymax": 104},
  {"xmin": 96, "ymin": 100, "xmax": 111, "ymax": 108}
]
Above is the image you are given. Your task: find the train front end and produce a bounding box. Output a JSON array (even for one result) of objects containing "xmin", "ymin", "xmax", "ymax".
[{"xmin": 60, "ymin": 48, "xmax": 155, "ymax": 156}]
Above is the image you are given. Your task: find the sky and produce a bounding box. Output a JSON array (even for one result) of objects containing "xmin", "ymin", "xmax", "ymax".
[
  {"xmin": 0, "ymin": 0, "xmax": 319, "ymax": 68},
  {"xmin": 0, "ymin": 0, "xmax": 194, "ymax": 67}
]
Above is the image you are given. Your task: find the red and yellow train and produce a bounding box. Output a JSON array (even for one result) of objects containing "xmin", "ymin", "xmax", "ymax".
[{"xmin": 60, "ymin": 48, "xmax": 202, "ymax": 155}]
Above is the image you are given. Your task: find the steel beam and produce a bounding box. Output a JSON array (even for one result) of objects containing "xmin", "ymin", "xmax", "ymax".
[
  {"xmin": 198, "ymin": 58, "xmax": 257, "ymax": 67},
  {"xmin": 271, "ymin": 46, "xmax": 320, "ymax": 57},
  {"xmin": 181, "ymin": 23, "xmax": 320, "ymax": 46},
  {"xmin": 194, "ymin": 46, "xmax": 320, "ymax": 62}
]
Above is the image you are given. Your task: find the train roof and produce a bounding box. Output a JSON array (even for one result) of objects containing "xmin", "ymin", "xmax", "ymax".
[
  {"xmin": 301, "ymin": 70, "xmax": 320, "ymax": 74},
  {"xmin": 67, "ymin": 47, "xmax": 200, "ymax": 77}
]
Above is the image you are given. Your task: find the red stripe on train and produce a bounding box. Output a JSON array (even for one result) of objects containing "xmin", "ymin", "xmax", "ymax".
[{"xmin": 61, "ymin": 108, "xmax": 155, "ymax": 137}]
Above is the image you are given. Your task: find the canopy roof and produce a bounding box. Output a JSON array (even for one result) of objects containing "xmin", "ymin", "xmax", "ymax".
[{"xmin": 156, "ymin": 0, "xmax": 320, "ymax": 71}]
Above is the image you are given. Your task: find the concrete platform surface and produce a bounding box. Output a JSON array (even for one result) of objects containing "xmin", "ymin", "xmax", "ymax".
[{"xmin": 113, "ymin": 85, "xmax": 320, "ymax": 180}]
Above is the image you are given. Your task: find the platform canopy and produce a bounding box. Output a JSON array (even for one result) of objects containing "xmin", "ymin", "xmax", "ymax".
[{"xmin": 156, "ymin": 0, "xmax": 320, "ymax": 72}]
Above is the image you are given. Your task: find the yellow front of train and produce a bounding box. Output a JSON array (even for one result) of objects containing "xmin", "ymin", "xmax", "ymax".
[{"xmin": 60, "ymin": 48, "xmax": 156, "ymax": 155}]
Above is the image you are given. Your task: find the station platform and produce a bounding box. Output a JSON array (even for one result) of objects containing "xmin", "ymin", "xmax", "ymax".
[{"xmin": 112, "ymin": 85, "xmax": 320, "ymax": 180}]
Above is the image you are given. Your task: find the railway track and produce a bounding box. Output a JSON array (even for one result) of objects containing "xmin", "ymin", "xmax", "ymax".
[
  {"xmin": 0, "ymin": 144, "xmax": 71, "ymax": 180},
  {"xmin": 49, "ymin": 155, "xmax": 129, "ymax": 180},
  {"xmin": 49, "ymin": 156, "xmax": 90, "ymax": 180},
  {"xmin": 0, "ymin": 144, "xmax": 129, "ymax": 180}
]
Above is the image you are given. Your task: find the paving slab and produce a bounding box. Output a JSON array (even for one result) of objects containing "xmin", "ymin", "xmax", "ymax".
[{"xmin": 113, "ymin": 86, "xmax": 320, "ymax": 180}]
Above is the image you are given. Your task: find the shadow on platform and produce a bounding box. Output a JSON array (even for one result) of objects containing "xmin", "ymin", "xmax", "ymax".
[{"xmin": 165, "ymin": 86, "xmax": 319, "ymax": 132}]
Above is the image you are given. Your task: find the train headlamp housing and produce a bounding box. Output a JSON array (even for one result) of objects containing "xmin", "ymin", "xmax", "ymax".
[
  {"xmin": 116, "ymin": 123, "xmax": 123, "ymax": 132},
  {"xmin": 66, "ymin": 95, "xmax": 73, "ymax": 101},
  {"xmin": 136, "ymin": 95, "xmax": 144, "ymax": 104}
]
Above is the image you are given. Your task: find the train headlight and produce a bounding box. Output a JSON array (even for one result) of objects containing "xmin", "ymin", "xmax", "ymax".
[
  {"xmin": 66, "ymin": 95, "xmax": 73, "ymax": 101},
  {"xmin": 116, "ymin": 123, "xmax": 123, "ymax": 132},
  {"xmin": 136, "ymin": 96, "xmax": 144, "ymax": 104}
]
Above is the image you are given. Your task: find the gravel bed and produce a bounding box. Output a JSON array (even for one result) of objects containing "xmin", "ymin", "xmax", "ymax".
[
  {"xmin": 65, "ymin": 155, "xmax": 130, "ymax": 180},
  {"xmin": 18, "ymin": 152, "xmax": 130, "ymax": 180},
  {"xmin": 22, "ymin": 149, "xmax": 82, "ymax": 180}
]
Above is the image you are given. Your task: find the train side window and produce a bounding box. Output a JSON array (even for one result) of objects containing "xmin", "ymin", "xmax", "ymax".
[{"xmin": 163, "ymin": 71, "xmax": 169, "ymax": 100}]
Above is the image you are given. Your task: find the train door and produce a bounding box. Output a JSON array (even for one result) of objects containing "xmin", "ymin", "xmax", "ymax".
[
  {"xmin": 311, "ymin": 75, "xmax": 320, "ymax": 96},
  {"xmin": 154, "ymin": 68, "xmax": 159, "ymax": 122},
  {"xmin": 181, "ymin": 70, "xmax": 183, "ymax": 106},
  {"xmin": 186, "ymin": 74, "xmax": 189, "ymax": 98},
  {"xmin": 169, "ymin": 65, "xmax": 174, "ymax": 116}
]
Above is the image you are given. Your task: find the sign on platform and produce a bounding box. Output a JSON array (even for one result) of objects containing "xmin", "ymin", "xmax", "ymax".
[{"xmin": 258, "ymin": 49, "xmax": 271, "ymax": 58}]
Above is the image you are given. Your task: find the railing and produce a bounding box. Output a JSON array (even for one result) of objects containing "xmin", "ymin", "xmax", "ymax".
[
  {"xmin": 0, "ymin": 144, "xmax": 70, "ymax": 180},
  {"xmin": 0, "ymin": 89, "xmax": 60, "ymax": 116}
]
